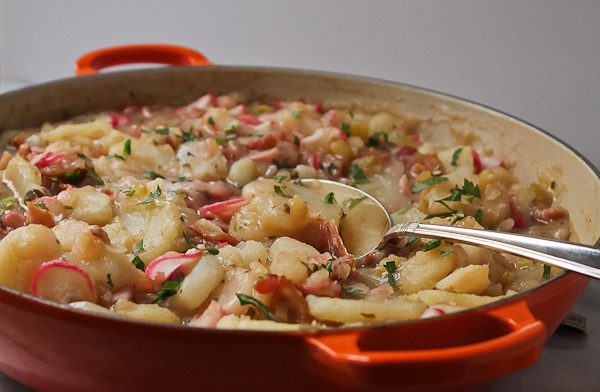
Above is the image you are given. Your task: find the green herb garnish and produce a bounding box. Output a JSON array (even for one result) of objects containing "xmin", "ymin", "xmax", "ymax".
[
  {"xmin": 274, "ymin": 185, "xmax": 293, "ymax": 198},
  {"xmin": 293, "ymin": 135, "xmax": 300, "ymax": 146},
  {"xmin": 323, "ymin": 192, "xmax": 337, "ymax": 204},
  {"xmin": 123, "ymin": 139, "xmax": 132, "ymax": 158},
  {"xmin": 474, "ymin": 209, "xmax": 485, "ymax": 225},
  {"xmin": 441, "ymin": 249, "xmax": 455, "ymax": 256},
  {"xmin": 543, "ymin": 264, "xmax": 552, "ymax": 280},
  {"xmin": 205, "ymin": 247, "xmax": 220, "ymax": 255},
  {"xmin": 340, "ymin": 122, "xmax": 351, "ymax": 137},
  {"xmin": 183, "ymin": 231, "xmax": 198, "ymax": 249},
  {"xmin": 137, "ymin": 186, "xmax": 161, "ymax": 205},
  {"xmin": 343, "ymin": 196, "xmax": 367, "ymax": 212},
  {"xmin": 236, "ymin": 293, "xmax": 276, "ymax": 321},
  {"xmin": 153, "ymin": 127, "xmax": 170, "ymax": 135},
  {"xmin": 273, "ymin": 175, "xmax": 288, "ymax": 183},
  {"xmin": 215, "ymin": 133, "xmax": 237, "ymax": 145},
  {"xmin": 177, "ymin": 129, "xmax": 199, "ymax": 143},
  {"xmin": 106, "ymin": 153, "xmax": 125, "ymax": 161},
  {"xmin": 367, "ymin": 131, "xmax": 389, "ymax": 147},
  {"xmin": 131, "ymin": 256, "xmax": 145, "ymax": 272},
  {"xmin": 291, "ymin": 110, "xmax": 301, "ymax": 119},
  {"xmin": 451, "ymin": 147, "xmax": 463, "ymax": 166},
  {"xmin": 349, "ymin": 163, "xmax": 368, "ymax": 186},
  {"xmin": 132, "ymin": 239, "xmax": 144, "ymax": 254},
  {"xmin": 143, "ymin": 171, "xmax": 165, "ymax": 180},
  {"xmin": 341, "ymin": 285, "xmax": 363, "ymax": 297},
  {"xmin": 423, "ymin": 239, "xmax": 442, "ymax": 251},
  {"xmin": 207, "ymin": 117, "xmax": 215, "ymax": 126},
  {"xmin": 223, "ymin": 120, "xmax": 239, "ymax": 133},
  {"xmin": 120, "ymin": 188, "xmax": 136, "ymax": 197},
  {"xmin": 407, "ymin": 236, "xmax": 420, "ymax": 246},
  {"xmin": 34, "ymin": 202, "xmax": 48, "ymax": 210},
  {"xmin": 411, "ymin": 175, "xmax": 448, "ymax": 193},
  {"xmin": 384, "ymin": 260, "xmax": 397, "ymax": 288},
  {"xmin": 153, "ymin": 276, "xmax": 184, "ymax": 304},
  {"xmin": 106, "ymin": 273, "xmax": 114, "ymax": 287},
  {"xmin": 171, "ymin": 176, "xmax": 188, "ymax": 183}
]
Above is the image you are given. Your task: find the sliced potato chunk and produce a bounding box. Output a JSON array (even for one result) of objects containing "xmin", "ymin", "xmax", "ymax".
[
  {"xmin": 435, "ymin": 264, "xmax": 490, "ymax": 295},
  {"xmin": 0, "ymin": 225, "xmax": 63, "ymax": 291},
  {"xmin": 306, "ymin": 295, "xmax": 427, "ymax": 323}
]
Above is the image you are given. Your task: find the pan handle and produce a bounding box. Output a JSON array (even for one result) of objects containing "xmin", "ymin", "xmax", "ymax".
[
  {"xmin": 75, "ymin": 44, "xmax": 212, "ymax": 76},
  {"xmin": 306, "ymin": 300, "xmax": 546, "ymax": 390}
]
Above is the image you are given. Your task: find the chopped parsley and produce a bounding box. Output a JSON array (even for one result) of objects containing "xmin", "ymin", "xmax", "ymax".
[
  {"xmin": 153, "ymin": 276, "xmax": 184, "ymax": 304},
  {"xmin": 207, "ymin": 117, "xmax": 215, "ymax": 126},
  {"xmin": 183, "ymin": 231, "xmax": 198, "ymax": 249},
  {"xmin": 120, "ymin": 188, "xmax": 136, "ymax": 197},
  {"xmin": 367, "ymin": 131, "xmax": 389, "ymax": 147},
  {"xmin": 323, "ymin": 192, "xmax": 337, "ymax": 204},
  {"xmin": 131, "ymin": 256, "xmax": 145, "ymax": 272},
  {"xmin": 34, "ymin": 202, "xmax": 48, "ymax": 211},
  {"xmin": 423, "ymin": 239, "xmax": 442, "ymax": 251},
  {"xmin": 293, "ymin": 135, "xmax": 300, "ymax": 146},
  {"xmin": 441, "ymin": 249, "xmax": 455, "ymax": 256},
  {"xmin": 236, "ymin": 293, "xmax": 276, "ymax": 321},
  {"xmin": 171, "ymin": 176, "xmax": 188, "ymax": 183},
  {"xmin": 349, "ymin": 163, "xmax": 368, "ymax": 186},
  {"xmin": 215, "ymin": 133, "xmax": 237, "ymax": 145},
  {"xmin": 384, "ymin": 260, "xmax": 397, "ymax": 288},
  {"xmin": 106, "ymin": 153, "xmax": 125, "ymax": 160},
  {"xmin": 291, "ymin": 110, "xmax": 301, "ymax": 119},
  {"xmin": 177, "ymin": 129, "xmax": 199, "ymax": 143},
  {"xmin": 343, "ymin": 196, "xmax": 367, "ymax": 213},
  {"xmin": 132, "ymin": 239, "xmax": 144, "ymax": 254},
  {"xmin": 123, "ymin": 139, "xmax": 132, "ymax": 158},
  {"xmin": 223, "ymin": 120, "xmax": 239, "ymax": 133},
  {"xmin": 205, "ymin": 247, "xmax": 220, "ymax": 255},
  {"xmin": 106, "ymin": 273, "xmax": 114, "ymax": 287},
  {"xmin": 340, "ymin": 122, "xmax": 351, "ymax": 137},
  {"xmin": 137, "ymin": 186, "xmax": 162, "ymax": 205},
  {"xmin": 341, "ymin": 285, "xmax": 363, "ymax": 297},
  {"xmin": 474, "ymin": 209, "xmax": 485, "ymax": 226},
  {"xmin": 143, "ymin": 171, "xmax": 165, "ymax": 180},
  {"xmin": 411, "ymin": 174, "xmax": 448, "ymax": 193},
  {"xmin": 274, "ymin": 185, "xmax": 293, "ymax": 198},
  {"xmin": 273, "ymin": 175, "xmax": 288, "ymax": 183},
  {"xmin": 451, "ymin": 147, "xmax": 463, "ymax": 166},
  {"xmin": 543, "ymin": 264, "xmax": 552, "ymax": 280},
  {"xmin": 0, "ymin": 196, "xmax": 16, "ymax": 209},
  {"xmin": 323, "ymin": 259, "xmax": 333, "ymax": 273},
  {"xmin": 152, "ymin": 127, "xmax": 170, "ymax": 135},
  {"xmin": 407, "ymin": 236, "xmax": 420, "ymax": 246}
]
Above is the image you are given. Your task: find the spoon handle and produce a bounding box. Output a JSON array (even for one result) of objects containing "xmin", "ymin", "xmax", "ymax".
[{"xmin": 387, "ymin": 222, "xmax": 600, "ymax": 279}]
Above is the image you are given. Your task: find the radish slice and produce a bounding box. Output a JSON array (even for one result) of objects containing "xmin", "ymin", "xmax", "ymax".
[
  {"xmin": 198, "ymin": 198, "xmax": 249, "ymax": 219},
  {"xmin": 145, "ymin": 251, "xmax": 203, "ymax": 283},
  {"xmin": 31, "ymin": 260, "xmax": 96, "ymax": 304},
  {"xmin": 30, "ymin": 152, "xmax": 67, "ymax": 168},
  {"xmin": 237, "ymin": 114, "xmax": 262, "ymax": 125}
]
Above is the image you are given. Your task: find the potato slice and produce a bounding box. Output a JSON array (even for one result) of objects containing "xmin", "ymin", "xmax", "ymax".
[
  {"xmin": 0, "ymin": 225, "xmax": 62, "ymax": 291},
  {"xmin": 400, "ymin": 246, "xmax": 460, "ymax": 294},
  {"xmin": 306, "ymin": 295, "xmax": 427, "ymax": 323},
  {"xmin": 417, "ymin": 289, "xmax": 516, "ymax": 308},
  {"xmin": 113, "ymin": 299, "xmax": 180, "ymax": 324},
  {"xmin": 169, "ymin": 255, "xmax": 225, "ymax": 312},
  {"xmin": 435, "ymin": 264, "xmax": 490, "ymax": 295}
]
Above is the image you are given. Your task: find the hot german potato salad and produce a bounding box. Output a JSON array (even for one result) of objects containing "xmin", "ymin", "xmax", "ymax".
[{"xmin": 0, "ymin": 93, "xmax": 570, "ymax": 329}]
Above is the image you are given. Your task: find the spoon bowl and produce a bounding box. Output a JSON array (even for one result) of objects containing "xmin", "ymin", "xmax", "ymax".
[{"xmin": 300, "ymin": 179, "xmax": 600, "ymax": 279}]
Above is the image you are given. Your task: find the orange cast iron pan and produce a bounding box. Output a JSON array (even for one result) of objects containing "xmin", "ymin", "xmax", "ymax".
[{"xmin": 0, "ymin": 44, "xmax": 597, "ymax": 392}]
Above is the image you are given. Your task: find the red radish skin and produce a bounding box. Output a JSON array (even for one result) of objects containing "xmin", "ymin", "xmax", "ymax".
[
  {"xmin": 31, "ymin": 260, "xmax": 96, "ymax": 304},
  {"xmin": 145, "ymin": 251, "xmax": 203, "ymax": 283},
  {"xmin": 30, "ymin": 152, "xmax": 67, "ymax": 168},
  {"xmin": 198, "ymin": 198, "xmax": 249, "ymax": 219}
]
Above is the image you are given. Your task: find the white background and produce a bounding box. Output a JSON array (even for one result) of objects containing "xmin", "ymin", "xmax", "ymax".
[{"xmin": 0, "ymin": 0, "xmax": 598, "ymax": 168}]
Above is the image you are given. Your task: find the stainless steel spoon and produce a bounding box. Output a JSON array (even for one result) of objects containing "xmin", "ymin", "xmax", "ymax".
[{"xmin": 300, "ymin": 179, "xmax": 600, "ymax": 279}]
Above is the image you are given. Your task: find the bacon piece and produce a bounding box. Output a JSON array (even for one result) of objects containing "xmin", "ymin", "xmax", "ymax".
[
  {"xmin": 255, "ymin": 275, "xmax": 314, "ymax": 324},
  {"xmin": 531, "ymin": 205, "xmax": 569, "ymax": 224},
  {"xmin": 295, "ymin": 217, "xmax": 349, "ymax": 258},
  {"xmin": 188, "ymin": 219, "xmax": 240, "ymax": 247},
  {"xmin": 25, "ymin": 201, "xmax": 56, "ymax": 228}
]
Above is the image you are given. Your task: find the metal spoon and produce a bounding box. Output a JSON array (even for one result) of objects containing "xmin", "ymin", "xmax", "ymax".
[{"xmin": 300, "ymin": 179, "xmax": 600, "ymax": 279}]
